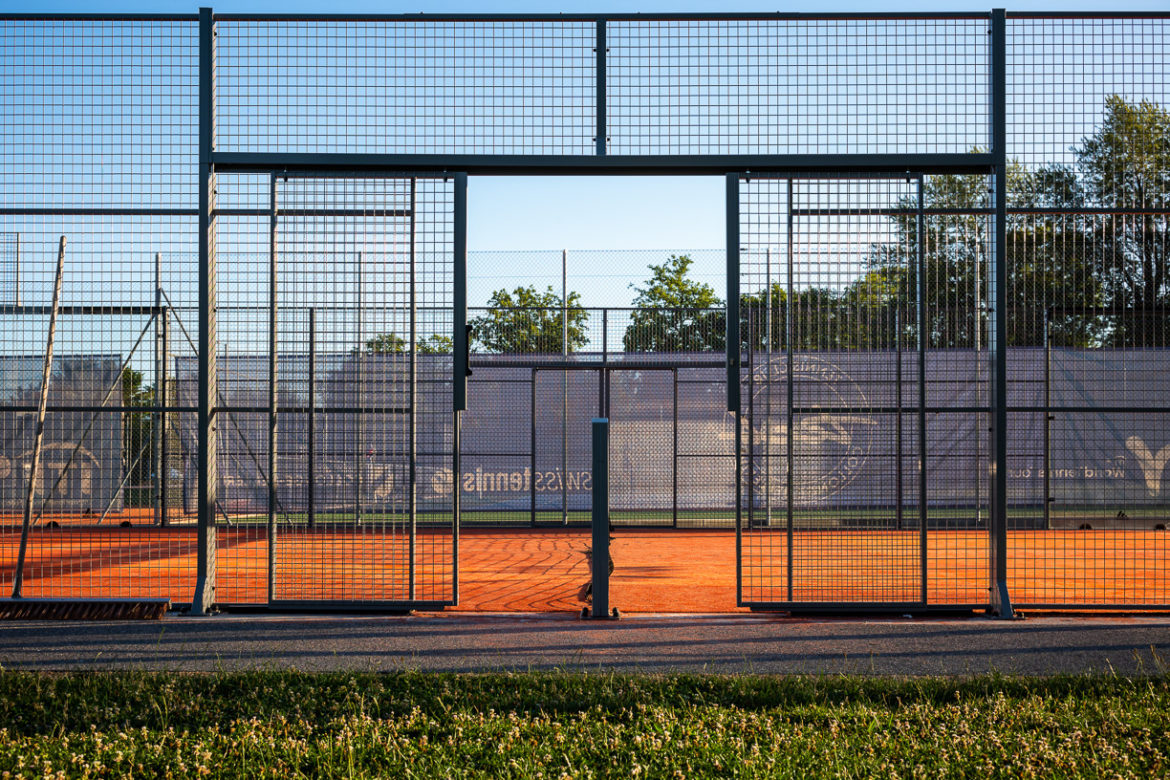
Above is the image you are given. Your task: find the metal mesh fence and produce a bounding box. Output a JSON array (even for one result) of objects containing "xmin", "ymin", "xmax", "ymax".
[
  {"xmin": 0, "ymin": 17, "xmax": 199, "ymax": 602},
  {"xmin": 200, "ymin": 173, "xmax": 457, "ymax": 606},
  {"xmin": 1004, "ymin": 15, "xmax": 1170, "ymax": 608},
  {"xmin": 214, "ymin": 20, "xmax": 596, "ymax": 156},
  {"xmin": 608, "ymin": 17, "xmax": 989, "ymax": 156},
  {"xmin": 738, "ymin": 175, "xmax": 993, "ymax": 607},
  {"xmin": 0, "ymin": 12, "xmax": 1166, "ymax": 611}
]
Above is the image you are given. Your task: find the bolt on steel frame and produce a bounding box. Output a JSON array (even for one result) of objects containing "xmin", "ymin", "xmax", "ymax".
[{"xmin": 0, "ymin": 9, "xmax": 1167, "ymax": 614}]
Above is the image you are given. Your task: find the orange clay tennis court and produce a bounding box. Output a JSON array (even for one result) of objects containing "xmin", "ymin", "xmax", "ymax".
[{"xmin": 2, "ymin": 525, "xmax": 1167, "ymax": 611}]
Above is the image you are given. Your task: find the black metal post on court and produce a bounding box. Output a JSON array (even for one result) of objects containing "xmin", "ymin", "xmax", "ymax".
[
  {"xmin": 529, "ymin": 367, "xmax": 537, "ymax": 527},
  {"xmin": 672, "ymin": 366, "xmax": 678, "ymax": 529},
  {"xmin": 308, "ymin": 307, "xmax": 316, "ymax": 529},
  {"xmin": 1043, "ymin": 308, "xmax": 1051, "ymax": 531},
  {"xmin": 154, "ymin": 251, "xmax": 164, "ymax": 527},
  {"xmin": 590, "ymin": 417, "xmax": 613, "ymax": 619}
]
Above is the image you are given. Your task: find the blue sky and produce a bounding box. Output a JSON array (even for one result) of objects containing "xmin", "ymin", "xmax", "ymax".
[{"xmin": 9, "ymin": 1, "xmax": 1167, "ymax": 306}]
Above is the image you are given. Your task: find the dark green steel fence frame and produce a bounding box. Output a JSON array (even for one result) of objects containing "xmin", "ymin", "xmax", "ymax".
[{"xmin": 3, "ymin": 8, "xmax": 1167, "ymax": 615}]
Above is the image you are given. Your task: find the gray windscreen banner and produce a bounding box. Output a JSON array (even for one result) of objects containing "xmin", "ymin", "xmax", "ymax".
[
  {"xmin": 0, "ymin": 355, "xmax": 124, "ymax": 515},
  {"xmin": 176, "ymin": 350, "xmax": 1170, "ymax": 524}
]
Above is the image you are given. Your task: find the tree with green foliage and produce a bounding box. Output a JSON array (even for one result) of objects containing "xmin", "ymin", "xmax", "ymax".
[
  {"xmin": 364, "ymin": 333, "xmax": 454, "ymax": 354},
  {"xmin": 856, "ymin": 97, "xmax": 1168, "ymax": 350},
  {"xmin": 364, "ymin": 333, "xmax": 409, "ymax": 353},
  {"xmin": 471, "ymin": 285, "xmax": 589, "ymax": 354},
  {"xmin": 623, "ymin": 255, "xmax": 725, "ymax": 352},
  {"xmin": 1075, "ymin": 96, "xmax": 1170, "ymax": 346},
  {"xmin": 861, "ymin": 156, "xmax": 1100, "ymax": 349},
  {"xmin": 416, "ymin": 334, "xmax": 453, "ymax": 354}
]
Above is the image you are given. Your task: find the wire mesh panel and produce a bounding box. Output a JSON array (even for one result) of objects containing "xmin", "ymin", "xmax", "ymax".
[
  {"xmin": 258, "ymin": 174, "xmax": 455, "ymax": 606},
  {"xmin": 0, "ymin": 18, "xmax": 199, "ymax": 603},
  {"xmin": 532, "ymin": 369, "xmax": 597, "ymax": 525},
  {"xmin": 608, "ymin": 369, "xmax": 673, "ymax": 526},
  {"xmin": 739, "ymin": 175, "xmax": 957, "ymax": 607},
  {"xmin": 1005, "ymin": 15, "xmax": 1170, "ymax": 608},
  {"xmin": 608, "ymin": 17, "xmax": 988, "ymax": 156},
  {"xmin": 676, "ymin": 364, "xmax": 735, "ymax": 528},
  {"xmin": 215, "ymin": 20, "xmax": 596, "ymax": 156}
]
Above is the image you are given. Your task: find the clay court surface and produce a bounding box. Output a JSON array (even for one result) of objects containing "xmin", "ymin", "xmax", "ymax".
[{"xmin": 1, "ymin": 522, "xmax": 1167, "ymax": 611}]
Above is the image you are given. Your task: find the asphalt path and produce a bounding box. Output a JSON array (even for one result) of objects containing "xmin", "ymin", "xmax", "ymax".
[{"xmin": 1, "ymin": 613, "xmax": 1169, "ymax": 675}]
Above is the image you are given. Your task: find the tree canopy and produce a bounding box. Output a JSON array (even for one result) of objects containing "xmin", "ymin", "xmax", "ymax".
[
  {"xmin": 735, "ymin": 96, "xmax": 1168, "ymax": 351},
  {"xmin": 622, "ymin": 255, "xmax": 725, "ymax": 352},
  {"xmin": 471, "ymin": 285, "xmax": 589, "ymax": 354},
  {"xmin": 364, "ymin": 333, "xmax": 454, "ymax": 354}
]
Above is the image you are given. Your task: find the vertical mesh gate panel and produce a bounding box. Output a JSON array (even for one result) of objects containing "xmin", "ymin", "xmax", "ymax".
[
  {"xmin": 739, "ymin": 175, "xmax": 992, "ymax": 609},
  {"xmin": 1004, "ymin": 16, "xmax": 1170, "ymax": 609},
  {"xmin": 262, "ymin": 174, "xmax": 455, "ymax": 607}
]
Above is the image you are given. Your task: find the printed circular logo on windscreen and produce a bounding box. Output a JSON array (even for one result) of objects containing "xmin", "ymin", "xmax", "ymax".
[
  {"xmin": 746, "ymin": 355, "xmax": 876, "ymax": 502},
  {"xmin": 431, "ymin": 467, "xmax": 454, "ymax": 498}
]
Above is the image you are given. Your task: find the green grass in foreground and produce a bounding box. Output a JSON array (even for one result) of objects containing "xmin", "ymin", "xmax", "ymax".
[{"xmin": 0, "ymin": 672, "xmax": 1167, "ymax": 778}]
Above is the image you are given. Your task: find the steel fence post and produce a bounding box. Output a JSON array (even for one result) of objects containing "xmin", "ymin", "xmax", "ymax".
[
  {"xmin": 160, "ymin": 307, "xmax": 169, "ymax": 527},
  {"xmin": 591, "ymin": 417, "xmax": 610, "ymax": 617},
  {"xmin": 193, "ymin": 6, "xmax": 218, "ymax": 615},
  {"xmin": 786, "ymin": 178, "xmax": 795, "ymax": 602},
  {"xmin": 308, "ymin": 307, "xmax": 316, "ymax": 529},
  {"xmin": 917, "ymin": 175, "xmax": 928, "ymax": 606},
  {"xmin": 452, "ymin": 171, "xmax": 467, "ymax": 604},
  {"xmin": 267, "ymin": 172, "xmax": 278, "ymax": 605},
  {"xmin": 595, "ymin": 20, "xmax": 606, "ymax": 156},
  {"xmin": 727, "ymin": 173, "xmax": 742, "ymax": 603},
  {"xmin": 409, "ymin": 177, "xmax": 418, "ymax": 600},
  {"xmin": 1043, "ymin": 308, "xmax": 1051, "ymax": 531},
  {"xmin": 988, "ymin": 8, "xmax": 1015, "ymax": 618},
  {"xmin": 154, "ymin": 251, "xmax": 164, "ymax": 527}
]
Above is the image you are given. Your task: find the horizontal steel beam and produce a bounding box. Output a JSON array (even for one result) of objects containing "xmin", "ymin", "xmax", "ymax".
[
  {"xmin": 221, "ymin": 406, "xmax": 410, "ymax": 415},
  {"xmin": 1, "ymin": 405, "xmax": 197, "ymax": 414},
  {"xmin": 212, "ymin": 11, "xmax": 992, "ymax": 22},
  {"xmin": 519, "ymin": 361, "xmax": 725, "ymax": 371},
  {"xmin": 745, "ymin": 602, "xmax": 991, "ymax": 612},
  {"xmin": 0, "ymin": 13, "xmax": 198, "ymax": 20},
  {"xmin": 0, "ymin": 305, "xmax": 163, "ymax": 315},
  {"xmin": 0, "ymin": 208, "xmax": 198, "ymax": 217},
  {"xmin": 212, "ymin": 153, "xmax": 995, "ymax": 176}
]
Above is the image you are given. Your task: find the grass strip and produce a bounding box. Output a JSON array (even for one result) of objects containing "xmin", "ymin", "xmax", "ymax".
[{"xmin": 0, "ymin": 671, "xmax": 1166, "ymax": 778}]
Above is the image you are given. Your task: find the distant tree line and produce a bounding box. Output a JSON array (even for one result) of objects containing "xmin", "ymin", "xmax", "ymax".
[{"xmin": 369, "ymin": 96, "xmax": 1169, "ymax": 355}]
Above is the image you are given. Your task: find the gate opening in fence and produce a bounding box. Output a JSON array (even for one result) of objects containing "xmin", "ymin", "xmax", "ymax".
[{"xmin": 1, "ymin": 9, "xmax": 1167, "ymax": 615}]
